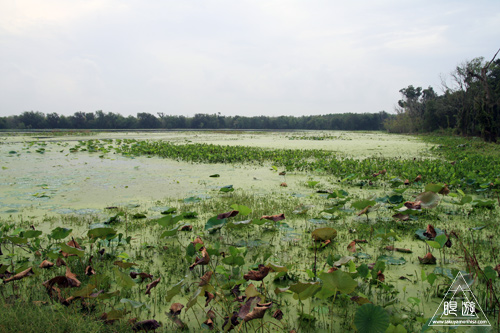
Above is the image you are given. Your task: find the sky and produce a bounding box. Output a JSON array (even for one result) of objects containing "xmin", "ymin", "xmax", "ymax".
[{"xmin": 1, "ymin": 1, "xmax": 499, "ymax": 118}]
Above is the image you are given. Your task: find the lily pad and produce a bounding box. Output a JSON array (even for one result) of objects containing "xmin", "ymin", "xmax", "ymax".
[
  {"xmin": 220, "ymin": 185, "xmax": 234, "ymax": 193},
  {"xmin": 333, "ymin": 256, "xmax": 355, "ymax": 267},
  {"xmin": 289, "ymin": 281, "xmax": 321, "ymax": 300},
  {"xmin": 415, "ymin": 191, "xmax": 440, "ymax": 209},
  {"xmin": 160, "ymin": 225, "xmax": 181, "ymax": 238},
  {"xmin": 88, "ymin": 227, "xmax": 117, "ymax": 239},
  {"xmin": 354, "ymin": 303, "xmax": 390, "ymax": 333},
  {"xmin": 49, "ymin": 227, "xmax": 72, "ymax": 240},
  {"xmin": 160, "ymin": 207, "xmax": 177, "ymax": 214},
  {"xmin": 183, "ymin": 196, "xmax": 205, "ymax": 203},
  {"xmin": 311, "ymin": 227, "xmax": 337, "ymax": 241},
  {"xmin": 388, "ymin": 195, "xmax": 404, "ymax": 204},
  {"xmin": 351, "ymin": 200, "xmax": 376, "ymax": 210},
  {"xmin": 354, "ymin": 252, "xmax": 372, "ymax": 259},
  {"xmin": 425, "ymin": 183, "xmax": 445, "ymax": 193},
  {"xmin": 415, "ymin": 227, "xmax": 445, "ymax": 241},
  {"xmin": 205, "ymin": 216, "xmax": 227, "ymax": 231},
  {"xmin": 230, "ymin": 204, "xmax": 252, "ymax": 216},
  {"xmin": 165, "ymin": 279, "xmax": 185, "ymax": 302},
  {"xmin": 377, "ymin": 255, "xmax": 406, "ymax": 265},
  {"xmin": 316, "ymin": 270, "xmax": 357, "ymax": 299}
]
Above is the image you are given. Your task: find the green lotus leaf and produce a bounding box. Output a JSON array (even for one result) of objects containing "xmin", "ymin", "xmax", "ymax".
[
  {"xmin": 351, "ymin": 200, "xmax": 376, "ymax": 210},
  {"xmin": 165, "ymin": 279, "xmax": 184, "ymax": 302},
  {"xmin": 113, "ymin": 267, "xmax": 136, "ymax": 289},
  {"xmin": 230, "ymin": 204, "xmax": 252, "ymax": 216},
  {"xmin": 317, "ymin": 270, "xmax": 357, "ymax": 299},
  {"xmin": 377, "ymin": 255, "xmax": 406, "ymax": 265},
  {"xmin": 424, "ymin": 183, "xmax": 445, "ymax": 193},
  {"xmin": 205, "ymin": 217, "xmax": 227, "ymax": 231},
  {"xmin": 50, "ymin": 227, "xmax": 72, "ymax": 240},
  {"xmin": 289, "ymin": 281, "xmax": 321, "ymax": 300},
  {"xmin": 354, "ymin": 303, "xmax": 390, "ymax": 333},
  {"xmin": 311, "ymin": 227, "xmax": 337, "ymax": 241}
]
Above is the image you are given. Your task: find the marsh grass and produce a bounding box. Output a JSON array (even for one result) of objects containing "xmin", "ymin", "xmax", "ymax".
[
  {"xmin": 1, "ymin": 132, "xmax": 500, "ymax": 332},
  {"xmin": 0, "ymin": 296, "xmax": 130, "ymax": 332}
]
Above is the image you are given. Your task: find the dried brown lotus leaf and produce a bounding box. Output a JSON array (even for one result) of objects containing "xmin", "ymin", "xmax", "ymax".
[
  {"xmin": 180, "ymin": 225, "xmax": 192, "ymax": 231},
  {"xmin": 243, "ymin": 264, "xmax": 270, "ymax": 281},
  {"xmin": 61, "ymin": 239, "xmax": 82, "ymax": 258},
  {"xmin": 205, "ymin": 291, "xmax": 215, "ymax": 307},
  {"xmin": 404, "ymin": 201, "xmax": 421, "ymax": 210},
  {"xmin": 418, "ymin": 252, "xmax": 437, "ymax": 265},
  {"xmin": 190, "ymin": 248, "xmax": 210, "ymax": 270},
  {"xmin": 392, "ymin": 213, "xmax": 410, "ymax": 221},
  {"xmin": 203, "ymin": 318, "xmax": 214, "ymax": 330},
  {"xmin": 85, "ymin": 265, "xmax": 96, "ymax": 276},
  {"xmin": 132, "ymin": 319, "xmax": 161, "ymax": 331},
  {"xmin": 347, "ymin": 241, "xmax": 356, "ymax": 253},
  {"xmin": 272, "ymin": 309, "xmax": 283, "ymax": 320},
  {"xmin": 260, "ymin": 213, "xmax": 285, "ymax": 222},
  {"xmin": 145, "ymin": 277, "xmax": 160, "ymax": 295},
  {"xmin": 65, "ymin": 267, "xmax": 81, "ymax": 287},
  {"xmin": 217, "ymin": 210, "xmax": 239, "ymax": 219},
  {"xmin": 231, "ymin": 284, "xmax": 241, "ymax": 297},
  {"xmin": 192, "ymin": 236, "xmax": 204, "ymax": 246},
  {"xmin": 357, "ymin": 205, "xmax": 371, "ymax": 216},
  {"xmin": 243, "ymin": 302, "xmax": 272, "ymax": 322},
  {"xmin": 238, "ymin": 296, "xmax": 261, "ymax": 319},
  {"xmin": 169, "ymin": 303, "xmax": 184, "ymax": 316},
  {"xmin": 130, "ymin": 272, "xmax": 153, "ymax": 281},
  {"xmin": 377, "ymin": 270, "xmax": 385, "ymax": 282},
  {"xmin": 206, "ymin": 309, "xmax": 216, "ymax": 319},
  {"xmin": 40, "ymin": 260, "xmax": 54, "ymax": 269},
  {"xmin": 3, "ymin": 267, "xmax": 34, "ymax": 283},
  {"xmin": 423, "ymin": 224, "xmax": 437, "ymax": 239},
  {"xmin": 56, "ymin": 258, "xmax": 67, "ymax": 267},
  {"xmin": 351, "ymin": 296, "xmax": 371, "ymax": 305},
  {"xmin": 199, "ymin": 271, "xmax": 213, "ymax": 286},
  {"xmin": 439, "ymin": 185, "xmax": 450, "ymax": 195},
  {"xmin": 494, "ymin": 264, "xmax": 500, "ymax": 277}
]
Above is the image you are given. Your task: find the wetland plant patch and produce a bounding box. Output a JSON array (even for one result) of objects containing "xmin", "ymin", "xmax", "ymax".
[{"xmin": 1, "ymin": 132, "xmax": 500, "ymax": 332}]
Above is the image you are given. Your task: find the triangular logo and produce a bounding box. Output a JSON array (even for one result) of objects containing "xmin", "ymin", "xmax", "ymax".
[{"xmin": 429, "ymin": 272, "xmax": 490, "ymax": 326}]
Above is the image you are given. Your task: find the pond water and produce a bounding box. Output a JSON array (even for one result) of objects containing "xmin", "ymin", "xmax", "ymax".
[{"xmin": 0, "ymin": 131, "xmax": 431, "ymax": 218}]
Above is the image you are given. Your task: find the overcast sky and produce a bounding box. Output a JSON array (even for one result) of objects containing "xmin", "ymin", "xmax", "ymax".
[{"xmin": 1, "ymin": 1, "xmax": 499, "ymax": 118}]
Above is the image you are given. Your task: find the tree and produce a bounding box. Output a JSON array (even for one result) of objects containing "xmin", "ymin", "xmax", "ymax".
[
  {"xmin": 46, "ymin": 113, "xmax": 61, "ymax": 128},
  {"xmin": 137, "ymin": 112, "xmax": 160, "ymax": 128},
  {"xmin": 466, "ymin": 49, "xmax": 500, "ymax": 142},
  {"xmin": 18, "ymin": 111, "xmax": 46, "ymax": 129}
]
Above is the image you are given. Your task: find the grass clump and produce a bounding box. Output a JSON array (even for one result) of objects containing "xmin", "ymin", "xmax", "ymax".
[{"xmin": 0, "ymin": 298, "xmax": 129, "ymax": 333}]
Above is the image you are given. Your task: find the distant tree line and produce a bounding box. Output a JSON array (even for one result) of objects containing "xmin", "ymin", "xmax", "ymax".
[
  {"xmin": 385, "ymin": 50, "xmax": 500, "ymax": 142},
  {"xmin": 0, "ymin": 110, "xmax": 391, "ymax": 131}
]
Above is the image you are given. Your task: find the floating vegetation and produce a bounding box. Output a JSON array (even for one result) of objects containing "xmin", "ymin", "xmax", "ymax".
[{"xmin": 0, "ymin": 131, "xmax": 499, "ymax": 332}]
